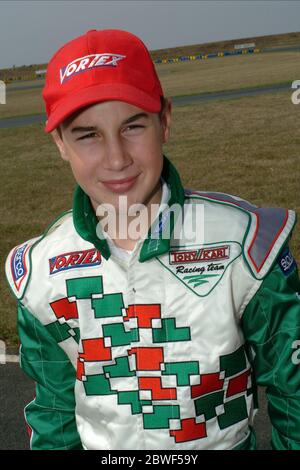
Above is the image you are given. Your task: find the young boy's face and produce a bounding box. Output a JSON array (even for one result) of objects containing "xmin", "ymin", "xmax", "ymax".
[{"xmin": 51, "ymin": 99, "xmax": 171, "ymax": 214}]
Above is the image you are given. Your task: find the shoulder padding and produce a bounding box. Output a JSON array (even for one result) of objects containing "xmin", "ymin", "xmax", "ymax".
[
  {"xmin": 5, "ymin": 211, "xmax": 72, "ymax": 300},
  {"xmin": 185, "ymin": 190, "xmax": 296, "ymax": 279}
]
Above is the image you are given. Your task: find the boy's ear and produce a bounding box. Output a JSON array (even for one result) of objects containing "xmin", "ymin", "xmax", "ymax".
[
  {"xmin": 161, "ymin": 98, "xmax": 172, "ymax": 144},
  {"xmin": 51, "ymin": 128, "xmax": 69, "ymax": 161}
]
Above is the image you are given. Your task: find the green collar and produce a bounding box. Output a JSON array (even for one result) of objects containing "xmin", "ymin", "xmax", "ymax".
[{"xmin": 72, "ymin": 156, "xmax": 185, "ymax": 262}]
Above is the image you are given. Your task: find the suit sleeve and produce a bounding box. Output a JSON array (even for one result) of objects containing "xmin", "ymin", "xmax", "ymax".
[
  {"xmin": 241, "ymin": 246, "xmax": 300, "ymax": 450},
  {"xmin": 18, "ymin": 302, "xmax": 83, "ymax": 450}
]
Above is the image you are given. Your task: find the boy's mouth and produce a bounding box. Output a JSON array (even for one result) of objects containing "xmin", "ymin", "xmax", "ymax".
[{"xmin": 102, "ymin": 175, "xmax": 139, "ymax": 193}]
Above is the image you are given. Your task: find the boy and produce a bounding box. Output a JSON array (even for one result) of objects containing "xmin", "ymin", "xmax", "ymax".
[{"xmin": 5, "ymin": 29, "xmax": 300, "ymax": 450}]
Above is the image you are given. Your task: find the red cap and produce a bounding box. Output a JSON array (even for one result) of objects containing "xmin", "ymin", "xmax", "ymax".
[{"xmin": 43, "ymin": 29, "xmax": 164, "ymax": 133}]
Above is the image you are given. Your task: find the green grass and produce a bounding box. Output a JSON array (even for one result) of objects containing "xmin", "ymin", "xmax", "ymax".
[
  {"xmin": 156, "ymin": 51, "xmax": 300, "ymax": 97},
  {"xmin": 0, "ymin": 88, "xmax": 45, "ymax": 119},
  {"xmin": 6, "ymin": 79, "xmax": 44, "ymax": 89},
  {"xmin": 1, "ymin": 89, "xmax": 299, "ymax": 347}
]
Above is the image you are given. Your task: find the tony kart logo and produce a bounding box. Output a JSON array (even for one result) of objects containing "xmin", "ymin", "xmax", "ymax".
[
  {"xmin": 49, "ymin": 248, "xmax": 101, "ymax": 274},
  {"xmin": 170, "ymin": 245, "xmax": 230, "ymax": 265},
  {"xmin": 60, "ymin": 53, "xmax": 126, "ymax": 84},
  {"xmin": 161, "ymin": 243, "xmax": 241, "ymax": 296}
]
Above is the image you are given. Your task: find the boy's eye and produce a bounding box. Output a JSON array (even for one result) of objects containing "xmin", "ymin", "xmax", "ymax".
[
  {"xmin": 77, "ymin": 132, "xmax": 97, "ymax": 141},
  {"xmin": 76, "ymin": 125, "xmax": 144, "ymax": 141},
  {"xmin": 123, "ymin": 124, "xmax": 145, "ymax": 133}
]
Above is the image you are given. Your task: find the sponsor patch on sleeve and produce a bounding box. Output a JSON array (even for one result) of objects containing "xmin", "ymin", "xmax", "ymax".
[
  {"xmin": 11, "ymin": 243, "xmax": 30, "ymax": 291},
  {"xmin": 277, "ymin": 247, "xmax": 296, "ymax": 277}
]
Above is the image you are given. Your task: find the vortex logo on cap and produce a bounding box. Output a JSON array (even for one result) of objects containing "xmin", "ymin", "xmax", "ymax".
[{"xmin": 60, "ymin": 53, "xmax": 126, "ymax": 84}]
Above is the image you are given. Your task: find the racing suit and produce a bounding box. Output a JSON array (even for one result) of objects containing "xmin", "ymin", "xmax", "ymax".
[{"xmin": 5, "ymin": 156, "xmax": 300, "ymax": 450}]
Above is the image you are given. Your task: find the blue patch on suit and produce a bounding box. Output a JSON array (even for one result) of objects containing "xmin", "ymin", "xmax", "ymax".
[
  {"xmin": 12, "ymin": 243, "xmax": 28, "ymax": 282},
  {"xmin": 277, "ymin": 247, "xmax": 296, "ymax": 277}
]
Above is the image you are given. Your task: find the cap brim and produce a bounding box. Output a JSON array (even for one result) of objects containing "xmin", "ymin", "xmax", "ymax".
[{"xmin": 45, "ymin": 83, "xmax": 161, "ymax": 133}]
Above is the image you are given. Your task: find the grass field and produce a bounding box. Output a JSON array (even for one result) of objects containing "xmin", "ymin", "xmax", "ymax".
[
  {"xmin": 0, "ymin": 88, "xmax": 45, "ymax": 119},
  {"xmin": 2, "ymin": 50, "xmax": 300, "ymax": 119},
  {"xmin": 157, "ymin": 50, "xmax": 300, "ymax": 95},
  {"xmin": 1, "ymin": 86, "xmax": 299, "ymax": 346}
]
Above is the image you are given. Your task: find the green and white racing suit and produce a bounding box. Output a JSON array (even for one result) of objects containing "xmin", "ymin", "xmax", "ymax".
[{"xmin": 5, "ymin": 156, "xmax": 300, "ymax": 450}]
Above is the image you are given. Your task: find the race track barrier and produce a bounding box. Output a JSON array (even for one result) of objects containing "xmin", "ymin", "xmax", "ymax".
[{"xmin": 154, "ymin": 48, "xmax": 261, "ymax": 65}]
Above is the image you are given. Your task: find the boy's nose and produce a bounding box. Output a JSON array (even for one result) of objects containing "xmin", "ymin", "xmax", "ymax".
[{"xmin": 103, "ymin": 138, "xmax": 133, "ymax": 171}]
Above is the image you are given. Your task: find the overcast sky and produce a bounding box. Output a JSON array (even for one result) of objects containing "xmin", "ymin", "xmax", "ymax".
[{"xmin": 1, "ymin": 0, "xmax": 300, "ymax": 69}]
